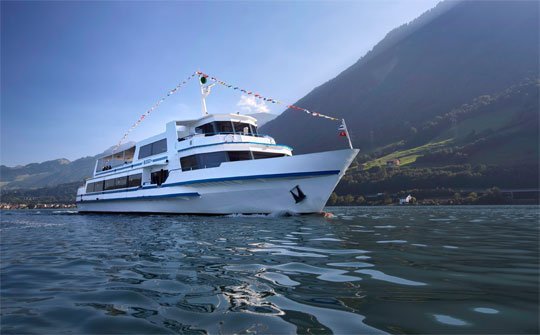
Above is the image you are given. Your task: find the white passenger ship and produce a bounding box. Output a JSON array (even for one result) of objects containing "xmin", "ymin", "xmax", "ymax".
[{"xmin": 76, "ymin": 80, "xmax": 359, "ymax": 214}]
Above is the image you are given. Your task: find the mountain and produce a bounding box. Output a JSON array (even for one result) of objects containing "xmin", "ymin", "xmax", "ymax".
[
  {"xmin": 248, "ymin": 113, "xmax": 278, "ymax": 127},
  {"xmin": 334, "ymin": 79, "xmax": 539, "ymax": 197},
  {"xmin": 261, "ymin": 0, "xmax": 539, "ymax": 161}
]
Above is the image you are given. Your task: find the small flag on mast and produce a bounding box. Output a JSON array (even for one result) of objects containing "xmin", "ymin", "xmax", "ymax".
[
  {"xmin": 338, "ymin": 123, "xmax": 347, "ymax": 137},
  {"xmin": 339, "ymin": 119, "xmax": 354, "ymax": 149}
]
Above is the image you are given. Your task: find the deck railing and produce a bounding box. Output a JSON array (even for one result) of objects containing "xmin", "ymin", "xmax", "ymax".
[{"xmin": 178, "ymin": 132, "xmax": 272, "ymax": 142}]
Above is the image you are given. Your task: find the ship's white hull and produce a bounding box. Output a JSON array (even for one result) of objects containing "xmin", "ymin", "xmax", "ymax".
[{"xmin": 77, "ymin": 148, "xmax": 358, "ymax": 214}]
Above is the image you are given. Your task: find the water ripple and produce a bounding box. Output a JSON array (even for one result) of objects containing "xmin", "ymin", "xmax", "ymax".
[{"xmin": 1, "ymin": 206, "xmax": 538, "ymax": 334}]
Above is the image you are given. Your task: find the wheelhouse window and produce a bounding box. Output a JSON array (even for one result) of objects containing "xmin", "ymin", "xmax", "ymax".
[
  {"xmin": 192, "ymin": 121, "xmax": 257, "ymax": 137},
  {"xmin": 233, "ymin": 122, "xmax": 252, "ymax": 135},
  {"xmin": 138, "ymin": 139, "xmax": 168, "ymax": 159},
  {"xmin": 195, "ymin": 123, "xmax": 215, "ymax": 135},
  {"xmin": 214, "ymin": 121, "xmax": 234, "ymax": 133}
]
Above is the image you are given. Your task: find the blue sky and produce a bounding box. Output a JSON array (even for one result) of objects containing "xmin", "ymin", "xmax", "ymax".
[{"xmin": 1, "ymin": 0, "xmax": 439, "ymax": 166}]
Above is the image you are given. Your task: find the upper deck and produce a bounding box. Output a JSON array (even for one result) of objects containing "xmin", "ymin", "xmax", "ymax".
[{"xmin": 91, "ymin": 113, "xmax": 292, "ymax": 178}]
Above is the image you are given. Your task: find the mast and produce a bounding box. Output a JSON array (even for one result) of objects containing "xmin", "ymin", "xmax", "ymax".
[{"xmin": 198, "ymin": 73, "xmax": 215, "ymax": 116}]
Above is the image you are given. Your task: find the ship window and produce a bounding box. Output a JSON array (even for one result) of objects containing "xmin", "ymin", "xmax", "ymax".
[
  {"xmin": 151, "ymin": 169, "xmax": 169, "ymax": 186},
  {"xmin": 86, "ymin": 183, "xmax": 95, "ymax": 193},
  {"xmin": 94, "ymin": 181, "xmax": 104, "ymax": 192},
  {"xmin": 95, "ymin": 146, "xmax": 136, "ymax": 172},
  {"xmin": 115, "ymin": 176, "xmax": 127, "ymax": 189},
  {"xmin": 96, "ymin": 158, "xmax": 104, "ymax": 172},
  {"xmin": 138, "ymin": 144, "xmax": 152, "ymax": 159},
  {"xmin": 214, "ymin": 121, "xmax": 234, "ymax": 133},
  {"xmin": 195, "ymin": 122, "xmax": 215, "ymax": 135},
  {"xmin": 128, "ymin": 173, "xmax": 142, "ymax": 187},
  {"xmin": 181, "ymin": 151, "xmax": 256, "ymax": 171},
  {"xmin": 253, "ymin": 152, "xmax": 286, "ymax": 159},
  {"xmin": 233, "ymin": 122, "xmax": 252, "ymax": 135},
  {"xmin": 111, "ymin": 151, "xmax": 124, "ymax": 167},
  {"xmin": 138, "ymin": 139, "xmax": 168, "ymax": 159},
  {"xmin": 180, "ymin": 155, "xmax": 198, "ymax": 171},
  {"xmin": 104, "ymin": 179, "xmax": 116, "ymax": 191},
  {"xmin": 152, "ymin": 139, "xmax": 167, "ymax": 155},
  {"xmin": 123, "ymin": 146, "xmax": 135, "ymax": 162},
  {"xmin": 96, "ymin": 155, "xmax": 112, "ymax": 172},
  {"xmin": 180, "ymin": 152, "xmax": 228, "ymax": 171},
  {"xmin": 250, "ymin": 125, "xmax": 258, "ymax": 134},
  {"xmin": 228, "ymin": 151, "xmax": 252, "ymax": 161},
  {"xmin": 200, "ymin": 151, "xmax": 228, "ymax": 169}
]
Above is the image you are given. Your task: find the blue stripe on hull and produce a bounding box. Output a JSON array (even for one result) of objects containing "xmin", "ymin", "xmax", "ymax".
[{"xmin": 78, "ymin": 192, "xmax": 200, "ymax": 203}]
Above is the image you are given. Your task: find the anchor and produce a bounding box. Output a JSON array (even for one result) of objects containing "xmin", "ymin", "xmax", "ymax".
[{"xmin": 290, "ymin": 185, "xmax": 307, "ymax": 203}]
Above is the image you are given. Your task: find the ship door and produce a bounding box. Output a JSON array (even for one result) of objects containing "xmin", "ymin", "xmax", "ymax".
[{"xmin": 151, "ymin": 169, "xmax": 169, "ymax": 186}]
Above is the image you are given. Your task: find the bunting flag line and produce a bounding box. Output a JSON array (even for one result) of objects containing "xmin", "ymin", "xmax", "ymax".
[
  {"xmin": 113, "ymin": 70, "xmax": 343, "ymax": 153},
  {"xmin": 196, "ymin": 71, "xmax": 340, "ymax": 121},
  {"xmin": 113, "ymin": 72, "xmax": 198, "ymax": 153}
]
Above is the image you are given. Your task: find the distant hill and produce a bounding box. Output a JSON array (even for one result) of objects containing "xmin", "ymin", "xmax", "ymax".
[
  {"xmin": 262, "ymin": 0, "xmax": 539, "ymax": 164},
  {"xmin": 0, "ymin": 157, "xmax": 94, "ymax": 190},
  {"xmin": 0, "ymin": 181, "xmax": 80, "ymax": 204},
  {"xmin": 0, "ymin": 142, "xmax": 135, "ymax": 190}
]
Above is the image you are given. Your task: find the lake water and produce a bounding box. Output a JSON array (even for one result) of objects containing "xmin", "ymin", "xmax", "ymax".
[{"xmin": 1, "ymin": 206, "xmax": 538, "ymax": 334}]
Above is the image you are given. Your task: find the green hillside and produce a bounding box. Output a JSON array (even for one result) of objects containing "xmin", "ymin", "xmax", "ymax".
[{"xmin": 360, "ymin": 79, "xmax": 539, "ymax": 170}]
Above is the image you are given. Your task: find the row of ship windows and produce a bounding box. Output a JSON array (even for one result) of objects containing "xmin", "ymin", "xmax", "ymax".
[
  {"xmin": 195, "ymin": 121, "xmax": 257, "ymax": 136},
  {"xmin": 180, "ymin": 150, "xmax": 286, "ymax": 171},
  {"xmin": 87, "ymin": 150, "xmax": 285, "ymax": 192},
  {"xmin": 86, "ymin": 170, "xmax": 170, "ymax": 193},
  {"xmin": 86, "ymin": 173, "xmax": 142, "ymax": 193}
]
